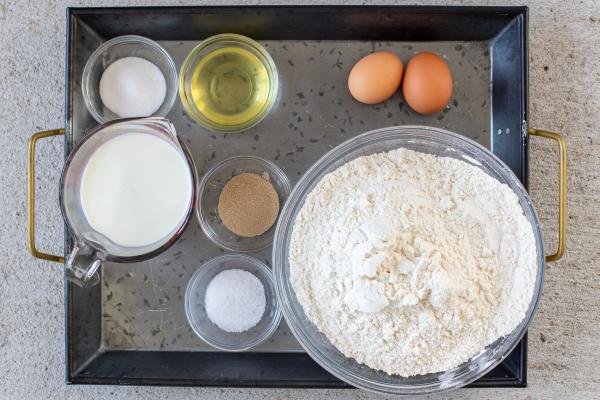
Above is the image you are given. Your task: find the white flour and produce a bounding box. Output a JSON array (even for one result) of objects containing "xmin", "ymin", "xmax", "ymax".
[{"xmin": 289, "ymin": 148, "xmax": 537, "ymax": 376}]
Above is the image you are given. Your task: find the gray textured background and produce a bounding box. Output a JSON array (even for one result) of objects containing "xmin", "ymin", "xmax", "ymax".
[{"xmin": 1, "ymin": 0, "xmax": 598, "ymax": 399}]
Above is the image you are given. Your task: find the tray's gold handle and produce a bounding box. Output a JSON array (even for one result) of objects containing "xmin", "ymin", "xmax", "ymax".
[
  {"xmin": 28, "ymin": 129, "xmax": 65, "ymax": 263},
  {"xmin": 529, "ymin": 128, "xmax": 567, "ymax": 262}
]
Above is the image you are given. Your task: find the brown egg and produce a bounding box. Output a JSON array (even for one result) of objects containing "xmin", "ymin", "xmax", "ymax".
[
  {"xmin": 402, "ymin": 52, "xmax": 453, "ymax": 115},
  {"xmin": 348, "ymin": 52, "xmax": 403, "ymax": 104}
]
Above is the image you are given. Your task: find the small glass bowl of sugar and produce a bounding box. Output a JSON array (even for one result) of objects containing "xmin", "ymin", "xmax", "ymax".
[
  {"xmin": 82, "ymin": 35, "xmax": 178, "ymax": 124},
  {"xmin": 185, "ymin": 254, "xmax": 281, "ymax": 351}
]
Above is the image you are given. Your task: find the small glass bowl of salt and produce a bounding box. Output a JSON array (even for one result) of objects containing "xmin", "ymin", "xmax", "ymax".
[
  {"xmin": 82, "ymin": 35, "xmax": 178, "ymax": 124},
  {"xmin": 185, "ymin": 254, "xmax": 281, "ymax": 351}
]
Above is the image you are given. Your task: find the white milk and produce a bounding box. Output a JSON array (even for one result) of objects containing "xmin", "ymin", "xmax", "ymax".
[{"xmin": 80, "ymin": 132, "xmax": 193, "ymax": 248}]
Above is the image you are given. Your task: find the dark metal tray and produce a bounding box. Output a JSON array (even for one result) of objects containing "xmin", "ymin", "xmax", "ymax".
[{"xmin": 65, "ymin": 5, "xmax": 529, "ymax": 387}]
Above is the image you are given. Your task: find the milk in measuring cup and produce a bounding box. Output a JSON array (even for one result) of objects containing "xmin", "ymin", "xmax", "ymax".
[{"xmin": 79, "ymin": 132, "xmax": 193, "ymax": 247}]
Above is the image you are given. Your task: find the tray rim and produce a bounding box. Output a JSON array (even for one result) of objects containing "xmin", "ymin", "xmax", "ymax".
[{"xmin": 64, "ymin": 4, "xmax": 529, "ymax": 389}]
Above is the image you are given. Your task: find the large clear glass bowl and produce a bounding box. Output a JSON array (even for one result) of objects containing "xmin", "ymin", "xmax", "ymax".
[{"xmin": 272, "ymin": 126, "xmax": 545, "ymax": 395}]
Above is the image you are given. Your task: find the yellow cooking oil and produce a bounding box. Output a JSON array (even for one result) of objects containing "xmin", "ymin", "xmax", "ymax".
[{"xmin": 189, "ymin": 46, "xmax": 270, "ymax": 127}]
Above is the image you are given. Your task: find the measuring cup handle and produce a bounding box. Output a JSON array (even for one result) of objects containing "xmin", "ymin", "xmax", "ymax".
[{"xmin": 65, "ymin": 243, "xmax": 103, "ymax": 287}]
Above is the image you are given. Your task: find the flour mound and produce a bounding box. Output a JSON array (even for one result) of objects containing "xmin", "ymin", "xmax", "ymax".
[{"xmin": 289, "ymin": 148, "xmax": 537, "ymax": 377}]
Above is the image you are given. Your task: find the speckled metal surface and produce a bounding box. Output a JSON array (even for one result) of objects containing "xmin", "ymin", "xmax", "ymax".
[{"xmin": 77, "ymin": 39, "xmax": 492, "ymax": 352}]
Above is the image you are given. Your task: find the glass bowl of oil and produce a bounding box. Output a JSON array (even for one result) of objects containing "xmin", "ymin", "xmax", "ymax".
[{"xmin": 179, "ymin": 34, "xmax": 279, "ymax": 133}]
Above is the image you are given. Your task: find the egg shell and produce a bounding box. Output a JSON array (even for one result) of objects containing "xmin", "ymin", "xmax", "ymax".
[
  {"xmin": 402, "ymin": 52, "xmax": 453, "ymax": 115},
  {"xmin": 348, "ymin": 52, "xmax": 403, "ymax": 105}
]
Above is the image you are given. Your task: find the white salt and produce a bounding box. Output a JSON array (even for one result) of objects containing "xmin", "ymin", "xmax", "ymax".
[
  {"xmin": 204, "ymin": 269, "xmax": 266, "ymax": 333},
  {"xmin": 99, "ymin": 56, "xmax": 166, "ymax": 118}
]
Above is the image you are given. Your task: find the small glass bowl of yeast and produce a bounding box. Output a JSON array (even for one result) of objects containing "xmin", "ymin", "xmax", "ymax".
[{"xmin": 197, "ymin": 155, "xmax": 291, "ymax": 252}]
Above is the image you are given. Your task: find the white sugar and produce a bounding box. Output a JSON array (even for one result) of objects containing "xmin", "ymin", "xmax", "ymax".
[
  {"xmin": 205, "ymin": 269, "xmax": 266, "ymax": 333},
  {"xmin": 99, "ymin": 56, "xmax": 166, "ymax": 118}
]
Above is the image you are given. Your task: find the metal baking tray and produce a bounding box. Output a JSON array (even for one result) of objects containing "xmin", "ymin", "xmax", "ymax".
[{"xmin": 59, "ymin": 5, "xmax": 533, "ymax": 388}]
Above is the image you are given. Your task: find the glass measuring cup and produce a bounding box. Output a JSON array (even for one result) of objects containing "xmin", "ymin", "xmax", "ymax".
[{"xmin": 60, "ymin": 118, "xmax": 197, "ymax": 287}]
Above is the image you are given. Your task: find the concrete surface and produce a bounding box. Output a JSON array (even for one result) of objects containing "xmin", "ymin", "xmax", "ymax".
[{"xmin": 0, "ymin": 0, "xmax": 598, "ymax": 399}]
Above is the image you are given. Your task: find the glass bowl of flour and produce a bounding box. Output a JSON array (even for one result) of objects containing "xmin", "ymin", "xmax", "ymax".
[{"xmin": 273, "ymin": 126, "xmax": 544, "ymax": 395}]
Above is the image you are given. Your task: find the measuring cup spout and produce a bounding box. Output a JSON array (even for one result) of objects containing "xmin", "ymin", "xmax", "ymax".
[{"xmin": 143, "ymin": 117, "xmax": 179, "ymax": 143}]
